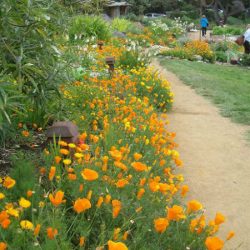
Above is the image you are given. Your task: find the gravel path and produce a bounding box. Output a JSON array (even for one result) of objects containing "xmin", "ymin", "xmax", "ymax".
[{"xmin": 152, "ymin": 59, "xmax": 250, "ymax": 250}]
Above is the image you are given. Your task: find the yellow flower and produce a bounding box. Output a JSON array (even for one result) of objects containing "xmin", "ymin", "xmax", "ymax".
[
  {"xmin": 68, "ymin": 143, "xmax": 76, "ymax": 148},
  {"xmin": 74, "ymin": 153, "xmax": 83, "ymax": 159},
  {"xmin": 19, "ymin": 197, "xmax": 31, "ymax": 208},
  {"xmin": 0, "ymin": 193, "xmax": 5, "ymax": 200},
  {"xmin": 20, "ymin": 220, "xmax": 34, "ymax": 230},
  {"xmin": 63, "ymin": 159, "xmax": 72, "ymax": 165}
]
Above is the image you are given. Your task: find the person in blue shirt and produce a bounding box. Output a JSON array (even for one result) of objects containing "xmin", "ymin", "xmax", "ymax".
[{"xmin": 200, "ymin": 15, "xmax": 209, "ymax": 37}]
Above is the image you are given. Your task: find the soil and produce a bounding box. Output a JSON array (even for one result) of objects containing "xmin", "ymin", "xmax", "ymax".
[{"xmin": 152, "ymin": 59, "xmax": 250, "ymax": 250}]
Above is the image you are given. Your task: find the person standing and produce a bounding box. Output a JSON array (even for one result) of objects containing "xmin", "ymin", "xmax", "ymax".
[
  {"xmin": 243, "ymin": 24, "xmax": 250, "ymax": 54},
  {"xmin": 200, "ymin": 15, "xmax": 209, "ymax": 37}
]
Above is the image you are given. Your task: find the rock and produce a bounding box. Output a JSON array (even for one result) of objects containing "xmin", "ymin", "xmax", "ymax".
[
  {"xmin": 193, "ymin": 55, "xmax": 203, "ymax": 61},
  {"xmin": 113, "ymin": 31, "xmax": 126, "ymax": 38},
  {"xmin": 46, "ymin": 121, "xmax": 79, "ymax": 144}
]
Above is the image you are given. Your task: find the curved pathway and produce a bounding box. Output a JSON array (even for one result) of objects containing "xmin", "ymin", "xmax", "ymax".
[{"xmin": 152, "ymin": 59, "xmax": 250, "ymax": 250}]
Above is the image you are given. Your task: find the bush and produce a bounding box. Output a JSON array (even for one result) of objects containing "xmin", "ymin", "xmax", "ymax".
[
  {"xmin": 0, "ymin": 0, "xmax": 68, "ymax": 138},
  {"xmin": 112, "ymin": 18, "xmax": 134, "ymax": 33},
  {"xmin": 212, "ymin": 26, "xmax": 243, "ymax": 35},
  {"xmin": 215, "ymin": 51, "xmax": 228, "ymax": 62},
  {"xmin": 117, "ymin": 48, "xmax": 151, "ymax": 69},
  {"xmin": 239, "ymin": 54, "xmax": 250, "ymax": 66},
  {"xmin": 69, "ymin": 15, "xmax": 111, "ymax": 42}
]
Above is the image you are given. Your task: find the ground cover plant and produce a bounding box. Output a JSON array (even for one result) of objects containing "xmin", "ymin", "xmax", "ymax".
[
  {"xmin": 161, "ymin": 40, "xmax": 215, "ymax": 62},
  {"xmin": 159, "ymin": 58, "xmax": 250, "ymax": 126}
]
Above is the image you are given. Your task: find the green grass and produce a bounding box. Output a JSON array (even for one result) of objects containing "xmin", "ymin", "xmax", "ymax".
[{"xmin": 159, "ymin": 58, "xmax": 250, "ymax": 125}]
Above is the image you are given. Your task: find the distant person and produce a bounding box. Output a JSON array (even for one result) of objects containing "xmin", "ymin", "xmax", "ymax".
[
  {"xmin": 200, "ymin": 15, "xmax": 209, "ymax": 37},
  {"xmin": 243, "ymin": 24, "xmax": 250, "ymax": 54}
]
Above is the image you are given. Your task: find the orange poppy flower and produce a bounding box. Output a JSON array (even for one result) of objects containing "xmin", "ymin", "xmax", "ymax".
[
  {"xmin": 3, "ymin": 176, "xmax": 16, "ymax": 189},
  {"xmin": 96, "ymin": 196, "xmax": 104, "ymax": 208},
  {"xmin": 107, "ymin": 240, "xmax": 128, "ymax": 250},
  {"xmin": 81, "ymin": 168, "xmax": 99, "ymax": 181},
  {"xmin": 137, "ymin": 188, "xmax": 145, "ymax": 199},
  {"xmin": 205, "ymin": 236, "xmax": 224, "ymax": 250},
  {"xmin": 181, "ymin": 185, "xmax": 189, "ymax": 197},
  {"xmin": 114, "ymin": 161, "xmax": 127, "ymax": 171},
  {"xmin": 79, "ymin": 236, "xmax": 85, "ymax": 246},
  {"xmin": 116, "ymin": 179, "xmax": 129, "ymax": 188},
  {"xmin": 49, "ymin": 190, "xmax": 64, "ymax": 207},
  {"xmin": 0, "ymin": 242, "xmax": 7, "ymax": 250},
  {"xmin": 131, "ymin": 162, "xmax": 148, "ymax": 172},
  {"xmin": 26, "ymin": 190, "xmax": 33, "ymax": 198},
  {"xmin": 54, "ymin": 156, "xmax": 62, "ymax": 164},
  {"xmin": 226, "ymin": 231, "xmax": 235, "ymax": 241},
  {"xmin": 133, "ymin": 153, "xmax": 142, "ymax": 161},
  {"xmin": 68, "ymin": 173, "xmax": 77, "ymax": 181},
  {"xmin": 59, "ymin": 148, "xmax": 69, "ymax": 155},
  {"xmin": 109, "ymin": 150, "xmax": 123, "ymax": 161},
  {"xmin": 214, "ymin": 212, "xmax": 225, "ymax": 225},
  {"xmin": 154, "ymin": 218, "xmax": 169, "ymax": 233},
  {"xmin": 105, "ymin": 194, "xmax": 111, "ymax": 204},
  {"xmin": 48, "ymin": 166, "xmax": 56, "ymax": 181},
  {"xmin": 73, "ymin": 198, "xmax": 91, "ymax": 214},
  {"xmin": 187, "ymin": 200, "xmax": 203, "ymax": 213},
  {"xmin": 34, "ymin": 224, "xmax": 41, "ymax": 236},
  {"xmin": 167, "ymin": 205, "xmax": 186, "ymax": 221},
  {"xmin": 47, "ymin": 227, "xmax": 58, "ymax": 239},
  {"xmin": 112, "ymin": 200, "xmax": 121, "ymax": 218}
]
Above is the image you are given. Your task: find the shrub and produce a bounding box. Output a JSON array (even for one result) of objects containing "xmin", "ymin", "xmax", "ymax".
[
  {"xmin": 0, "ymin": 0, "xmax": 68, "ymax": 131},
  {"xmin": 112, "ymin": 18, "xmax": 133, "ymax": 33},
  {"xmin": 215, "ymin": 51, "xmax": 228, "ymax": 62},
  {"xmin": 117, "ymin": 48, "xmax": 151, "ymax": 69},
  {"xmin": 69, "ymin": 15, "xmax": 111, "ymax": 42},
  {"xmin": 212, "ymin": 26, "xmax": 243, "ymax": 35},
  {"xmin": 239, "ymin": 54, "xmax": 250, "ymax": 66}
]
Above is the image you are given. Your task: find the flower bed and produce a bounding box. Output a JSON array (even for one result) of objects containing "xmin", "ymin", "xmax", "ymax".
[{"xmin": 0, "ymin": 39, "xmax": 234, "ymax": 249}]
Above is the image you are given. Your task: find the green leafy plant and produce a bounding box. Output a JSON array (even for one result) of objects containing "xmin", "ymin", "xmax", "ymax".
[
  {"xmin": 0, "ymin": 81, "xmax": 23, "ymax": 145},
  {"xmin": 0, "ymin": 0, "xmax": 68, "ymax": 128},
  {"xmin": 69, "ymin": 15, "xmax": 111, "ymax": 42},
  {"xmin": 112, "ymin": 18, "xmax": 131, "ymax": 32}
]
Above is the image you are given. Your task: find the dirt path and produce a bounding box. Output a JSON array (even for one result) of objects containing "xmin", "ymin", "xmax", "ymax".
[{"xmin": 152, "ymin": 59, "xmax": 250, "ymax": 249}]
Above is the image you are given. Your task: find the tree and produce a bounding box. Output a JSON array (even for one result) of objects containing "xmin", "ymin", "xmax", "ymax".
[{"xmin": 201, "ymin": 0, "xmax": 246, "ymax": 23}]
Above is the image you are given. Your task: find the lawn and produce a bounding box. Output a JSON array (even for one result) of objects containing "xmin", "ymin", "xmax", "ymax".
[{"xmin": 159, "ymin": 59, "xmax": 250, "ymax": 125}]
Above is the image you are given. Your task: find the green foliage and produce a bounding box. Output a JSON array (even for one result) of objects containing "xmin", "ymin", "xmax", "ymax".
[
  {"xmin": 215, "ymin": 51, "xmax": 228, "ymax": 62},
  {"xmin": 239, "ymin": 54, "xmax": 250, "ymax": 66},
  {"xmin": 212, "ymin": 26, "xmax": 243, "ymax": 35},
  {"xmin": 69, "ymin": 15, "xmax": 111, "ymax": 42},
  {"xmin": 112, "ymin": 18, "xmax": 134, "ymax": 33},
  {"xmin": 117, "ymin": 48, "xmax": 151, "ymax": 70},
  {"xmin": 0, "ymin": 0, "xmax": 69, "ymax": 129},
  {"xmin": 0, "ymin": 80, "xmax": 24, "ymax": 145}
]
